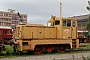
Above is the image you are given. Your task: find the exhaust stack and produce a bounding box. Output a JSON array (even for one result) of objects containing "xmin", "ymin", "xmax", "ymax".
[{"xmin": 60, "ymin": 2, "xmax": 62, "ymax": 18}]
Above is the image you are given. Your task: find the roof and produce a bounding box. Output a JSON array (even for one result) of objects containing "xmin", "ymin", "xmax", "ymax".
[
  {"xmin": 71, "ymin": 14, "xmax": 89, "ymax": 21},
  {"xmin": 0, "ymin": 26, "xmax": 11, "ymax": 29}
]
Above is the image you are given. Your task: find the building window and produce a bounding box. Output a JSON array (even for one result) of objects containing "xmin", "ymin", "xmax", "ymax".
[
  {"xmin": 78, "ymin": 21, "xmax": 87, "ymax": 27},
  {"xmin": 2, "ymin": 13, "xmax": 4, "ymax": 16}
]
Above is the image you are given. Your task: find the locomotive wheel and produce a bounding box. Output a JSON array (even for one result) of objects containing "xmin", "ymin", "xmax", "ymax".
[
  {"xmin": 33, "ymin": 46, "xmax": 42, "ymax": 54},
  {"xmin": 47, "ymin": 47, "xmax": 52, "ymax": 53},
  {"xmin": 58, "ymin": 47, "xmax": 65, "ymax": 52}
]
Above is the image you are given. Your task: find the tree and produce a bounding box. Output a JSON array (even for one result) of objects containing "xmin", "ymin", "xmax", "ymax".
[{"xmin": 87, "ymin": 1, "xmax": 90, "ymax": 34}]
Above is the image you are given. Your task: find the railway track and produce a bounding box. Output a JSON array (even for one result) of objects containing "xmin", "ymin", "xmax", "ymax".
[
  {"xmin": 1, "ymin": 50, "xmax": 90, "ymax": 60},
  {"xmin": 12, "ymin": 49, "xmax": 90, "ymax": 55}
]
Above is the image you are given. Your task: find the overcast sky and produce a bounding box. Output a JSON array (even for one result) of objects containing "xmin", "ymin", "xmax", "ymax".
[{"xmin": 0, "ymin": 0, "xmax": 89, "ymax": 25}]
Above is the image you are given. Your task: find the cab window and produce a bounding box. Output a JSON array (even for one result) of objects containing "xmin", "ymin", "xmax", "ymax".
[
  {"xmin": 55, "ymin": 20, "xmax": 60, "ymax": 25},
  {"xmin": 72, "ymin": 21, "xmax": 76, "ymax": 27},
  {"xmin": 63, "ymin": 20, "xmax": 66, "ymax": 26},
  {"xmin": 63, "ymin": 20, "xmax": 71, "ymax": 27},
  {"xmin": 67, "ymin": 20, "xmax": 71, "ymax": 27}
]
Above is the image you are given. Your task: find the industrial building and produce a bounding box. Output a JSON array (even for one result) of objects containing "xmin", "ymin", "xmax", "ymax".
[
  {"xmin": 71, "ymin": 14, "xmax": 89, "ymax": 31},
  {"xmin": 0, "ymin": 9, "xmax": 27, "ymax": 30}
]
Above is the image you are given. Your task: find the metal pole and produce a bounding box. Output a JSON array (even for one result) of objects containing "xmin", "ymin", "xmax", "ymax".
[
  {"xmin": 81, "ymin": 22, "xmax": 82, "ymax": 30},
  {"xmin": 60, "ymin": 2, "xmax": 62, "ymax": 18}
]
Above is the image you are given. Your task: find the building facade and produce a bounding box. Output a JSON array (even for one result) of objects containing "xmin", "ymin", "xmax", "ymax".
[
  {"xmin": 0, "ymin": 9, "xmax": 27, "ymax": 30},
  {"xmin": 71, "ymin": 14, "xmax": 89, "ymax": 31}
]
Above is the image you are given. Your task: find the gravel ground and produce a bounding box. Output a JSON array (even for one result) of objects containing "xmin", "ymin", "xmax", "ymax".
[{"xmin": 0, "ymin": 52, "xmax": 90, "ymax": 60}]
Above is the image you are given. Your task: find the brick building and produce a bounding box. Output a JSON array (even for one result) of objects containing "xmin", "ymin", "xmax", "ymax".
[
  {"xmin": 0, "ymin": 9, "xmax": 27, "ymax": 30},
  {"xmin": 71, "ymin": 14, "xmax": 89, "ymax": 31}
]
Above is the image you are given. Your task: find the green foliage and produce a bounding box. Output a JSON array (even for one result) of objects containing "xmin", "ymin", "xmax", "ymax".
[
  {"xmin": 87, "ymin": 24, "xmax": 90, "ymax": 30},
  {"xmin": 88, "ymin": 58, "xmax": 90, "ymax": 60},
  {"xmin": 88, "ymin": 1, "xmax": 90, "ymax": 5},
  {"xmin": 79, "ymin": 43, "xmax": 90, "ymax": 50},
  {"xmin": 83, "ymin": 32, "xmax": 89, "ymax": 38},
  {"xmin": 0, "ymin": 45, "xmax": 14, "ymax": 56},
  {"xmin": 5, "ymin": 45, "xmax": 14, "ymax": 55},
  {"xmin": 87, "ymin": 6, "xmax": 90, "ymax": 10},
  {"xmin": 87, "ymin": 1, "xmax": 90, "ymax": 11}
]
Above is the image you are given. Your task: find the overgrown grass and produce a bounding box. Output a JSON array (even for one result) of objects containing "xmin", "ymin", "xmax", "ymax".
[
  {"xmin": 79, "ymin": 43, "xmax": 90, "ymax": 50},
  {"xmin": 1, "ymin": 43, "xmax": 90, "ymax": 58}
]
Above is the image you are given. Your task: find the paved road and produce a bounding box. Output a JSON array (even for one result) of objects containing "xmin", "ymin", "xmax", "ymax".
[{"xmin": 0, "ymin": 52, "xmax": 90, "ymax": 60}]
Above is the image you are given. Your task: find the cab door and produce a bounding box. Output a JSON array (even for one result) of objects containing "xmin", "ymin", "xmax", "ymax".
[
  {"xmin": 62, "ymin": 20, "xmax": 71, "ymax": 39},
  {"xmin": 72, "ymin": 21, "xmax": 77, "ymax": 39}
]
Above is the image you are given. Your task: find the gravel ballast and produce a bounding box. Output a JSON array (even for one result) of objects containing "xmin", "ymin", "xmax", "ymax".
[{"xmin": 0, "ymin": 52, "xmax": 90, "ymax": 60}]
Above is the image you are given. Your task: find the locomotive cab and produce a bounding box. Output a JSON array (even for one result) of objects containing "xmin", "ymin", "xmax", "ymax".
[{"xmin": 47, "ymin": 16, "xmax": 77, "ymax": 39}]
